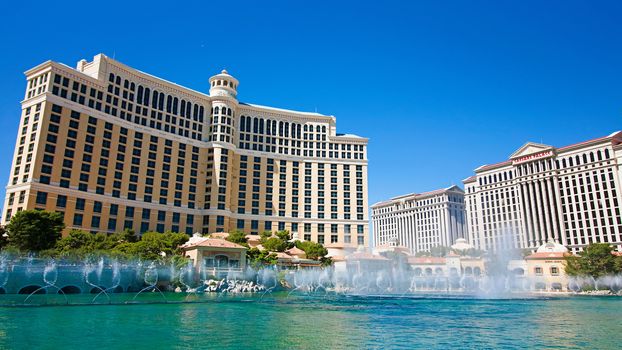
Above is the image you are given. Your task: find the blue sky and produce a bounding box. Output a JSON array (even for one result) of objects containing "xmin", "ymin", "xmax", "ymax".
[{"xmin": 0, "ymin": 0, "xmax": 621, "ymax": 207}]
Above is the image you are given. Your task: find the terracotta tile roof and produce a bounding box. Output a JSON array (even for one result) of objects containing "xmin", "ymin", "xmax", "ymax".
[
  {"xmin": 275, "ymin": 252, "xmax": 294, "ymax": 260},
  {"xmin": 475, "ymin": 160, "xmax": 513, "ymax": 172},
  {"xmin": 286, "ymin": 247, "xmax": 306, "ymax": 257},
  {"xmin": 182, "ymin": 238, "xmax": 247, "ymax": 250},
  {"xmin": 407, "ymin": 256, "xmax": 446, "ymax": 265},
  {"xmin": 462, "ymin": 175, "xmax": 477, "ymax": 183},
  {"xmin": 557, "ymin": 131, "xmax": 622, "ymax": 151}
]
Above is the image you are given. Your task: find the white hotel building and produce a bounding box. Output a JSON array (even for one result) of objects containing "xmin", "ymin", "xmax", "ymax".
[
  {"xmin": 371, "ymin": 186, "xmax": 467, "ymax": 254},
  {"xmin": 464, "ymin": 132, "xmax": 622, "ymax": 253}
]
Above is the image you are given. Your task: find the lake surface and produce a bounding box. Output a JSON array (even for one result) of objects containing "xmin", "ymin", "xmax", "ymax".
[{"xmin": 0, "ymin": 293, "xmax": 620, "ymax": 349}]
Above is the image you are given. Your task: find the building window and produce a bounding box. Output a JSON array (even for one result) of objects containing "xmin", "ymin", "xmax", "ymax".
[
  {"xmin": 35, "ymin": 192, "xmax": 47, "ymax": 205},
  {"xmin": 73, "ymin": 213, "xmax": 83, "ymax": 226},
  {"xmin": 550, "ymin": 266, "xmax": 559, "ymax": 276},
  {"xmin": 56, "ymin": 195, "xmax": 67, "ymax": 208},
  {"xmin": 534, "ymin": 267, "xmax": 543, "ymax": 276}
]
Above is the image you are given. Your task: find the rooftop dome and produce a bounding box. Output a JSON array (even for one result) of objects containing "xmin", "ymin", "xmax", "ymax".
[
  {"xmin": 536, "ymin": 239, "xmax": 568, "ymax": 253},
  {"xmin": 451, "ymin": 238, "xmax": 473, "ymax": 251}
]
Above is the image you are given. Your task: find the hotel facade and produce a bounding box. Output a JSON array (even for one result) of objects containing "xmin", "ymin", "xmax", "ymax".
[
  {"xmin": 371, "ymin": 186, "xmax": 467, "ymax": 254},
  {"xmin": 464, "ymin": 132, "xmax": 622, "ymax": 253},
  {"xmin": 2, "ymin": 54, "xmax": 369, "ymax": 254}
]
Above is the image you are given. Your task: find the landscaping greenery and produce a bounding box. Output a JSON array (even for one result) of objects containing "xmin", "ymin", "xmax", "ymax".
[
  {"xmin": 565, "ymin": 243, "xmax": 622, "ymax": 277},
  {"xmin": 225, "ymin": 229, "xmax": 332, "ymax": 267},
  {"xmin": 1, "ymin": 210, "xmax": 189, "ymax": 265},
  {"xmin": 2, "ymin": 210, "xmax": 332, "ymax": 268},
  {"xmin": 5, "ymin": 210, "xmax": 65, "ymax": 252}
]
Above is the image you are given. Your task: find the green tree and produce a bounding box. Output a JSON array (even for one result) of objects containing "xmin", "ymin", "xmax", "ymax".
[
  {"xmin": 120, "ymin": 228, "xmax": 139, "ymax": 243},
  {"xmin": 56, "ymin": 229, "xmax": 93, "ymax": 251},
  {"xmin": 565, "ymin": 243, "xmax": 620, "ymax": 277},
  {"xmin": 296, "ymin": 241, "xmax": 328, "ymax": 260},
  {"xmin": 275, "ymin": 230, "xmax": 290, "ymax": 241},
  {"xmin": 226, "ymin": 230, "xmax": 248, "ymax": 246},
  {"xmin": 246, "ymin": 247, "xmax": 278, "ymax": 268},
  {"xmin": 6, "ymin": 210, "xmax": 65, "ymax": 252},
  {"xmin": 259, "ymin": 230, "xmax": 273, "ymax": 242},
  {"xmin": 262, "ymin": 237, "xmax": 288, "ymax": 252}
]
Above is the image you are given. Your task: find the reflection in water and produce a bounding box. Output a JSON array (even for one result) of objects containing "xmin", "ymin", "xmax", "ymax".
[{"xmin": 0, "ymin": 295, "xmax": 620, "ymax": 349}]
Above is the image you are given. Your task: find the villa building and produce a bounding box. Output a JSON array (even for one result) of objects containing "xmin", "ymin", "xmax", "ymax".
[
  {"xmin": 371, "ymin": 186, "xmax": 467, "ymax": 254},
  {"xmin": 1, "ymin": 54, "xmax": 369, "ymax": 255},
  {"xmin": 463, "ymin": 132, "xmax": 622, "ymax": 253}
]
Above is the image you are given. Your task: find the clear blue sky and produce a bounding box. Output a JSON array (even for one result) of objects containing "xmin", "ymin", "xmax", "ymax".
[{"xmin": 0, "ymin": 0, "xmax": 621, "ymax": 207}]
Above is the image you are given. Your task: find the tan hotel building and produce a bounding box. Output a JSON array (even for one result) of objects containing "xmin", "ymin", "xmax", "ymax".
[
  {"xmin": 464, "ymin": 132, "xmax": 622, "ymax": 253},
  {"xmin": 1, "ymin": 54, "xmax": 369, "ymax": 254},
  {"xmin": 371, "ymin": 186, "xmax": 467, "ymax": 254}
]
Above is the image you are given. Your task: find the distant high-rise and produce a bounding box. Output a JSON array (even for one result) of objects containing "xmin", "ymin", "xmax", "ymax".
[
  {"xmin": 371, "ymin": 186, "xmax": 467, "ymax": 254},
  {"xmin": 463, "ymin": 132, "xmax": 622, "ymax": 253},
  {"xmin": 2, "ymin": 54, "xmax": 369, "ymax": 255}
]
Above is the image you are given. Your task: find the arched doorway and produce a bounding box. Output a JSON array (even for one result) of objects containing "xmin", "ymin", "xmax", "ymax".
[{"xmin": 18, "ymin": 285, "xmax": 45, "ymax": 294}]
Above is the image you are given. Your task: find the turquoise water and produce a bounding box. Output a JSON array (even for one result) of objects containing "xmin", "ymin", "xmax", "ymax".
[{"xmin": 0, "ymin": 293, "xmax": 621, "ymax": 349}]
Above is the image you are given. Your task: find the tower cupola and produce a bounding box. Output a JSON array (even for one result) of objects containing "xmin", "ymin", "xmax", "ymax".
[{"xmin": 209, "ymin": 69, "xmax": 239, "ymax": 99}]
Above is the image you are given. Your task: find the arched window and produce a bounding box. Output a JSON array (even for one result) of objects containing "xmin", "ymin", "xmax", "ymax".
[
  {"xmin": 316, "ymin": 125, "xmax": 321, "ymax": 132},
  {"xmin": 130, "ymin": 82, "xmax": 135, "ymax": 91},
  {"xmin": 322, "ymin": 125, "xmax": 326, "ymax": 133},
  {"xmin": 187, "ymin": 102, "xmax": 193, "ymax": 118},
  {"xmin": 166, "ymin": 95, "xmax": 172, "ymax": 113},
  {"xmin": 253, "ymin": 117, "xmax": 259, "ymax": 133},
  {"xmin": 590, "ymin": 152, "xmax": 595, "ymax": 162},
  {"xmin": 152, "ymin": 91, "xmax": 159, "ymax": 109},
  {"xmin": 137, "ymin": 86, "xmax": 144, "ymax": 104},
  {"xmin": 109, "ymin": 73, "xmax": 115, "ymax": 82},
  {"xmin": 227, "ymin": 108, "xmax": 232, "ymax": 116},
  {"xmin": 180, "ymin": 100, "xmax": 186, "ymax": 117},
  {"xmin": 304, "ymin": 125, "xmax": 308, "ymax": 132},
  {"xmin": 199, "ymin": 106, "xmax": 204, "ymax": 122},
  {"xmin": 583, "ymin": 154, "xmax": 588, "ymax": 164},
  {"xmin": 259, "ymin": 118, "xmax": 264, "ymax": 134},
  {"xmin": 597, "ymin": 150, "xmax": 602, "ymax": 161},
  {"xmin": 143, "ymin": 88, "xmax": 150, "ymax": 107},
  {"xmin": 240, "ymin": 116, "xmax": 246, "ymax": 131},
  {"xmin": 284, "ymin": 122, "xmax": 290, "ymax": 137},
  {"xmin": 297, "ymin": 124, "xmax": 301, "ymax": 138},
  {"xmin": 173, "ymin": 98, "xmax": 179, "ymax": 114},
  {"xmin": 265, "ymin": 119, "xmax": 271, "ymax": 135},
  {"xmin": 562, "ymin": 159, "xmax": 566, "ymax": 168},
  {"xmin": 568, "ymin": 157, "xmax": 573, "ymax": 167},
  {"xmin": 193, "ymin": 104, "xmax": 199, "ymax": 120},
  {"xmin": 158, "ymin": 93, "xmax": 164, "ymax": 111},
  {"xmin": 575, "ymin": 155, "xmax": 580, "ymax": 165},
  {"xmin": 214, "ymin": 106, "xmax": 219, "ymax": 115},
  {"xmin": 124, "ymin": 79, "xmax": 129, "ymax": 89},
  {"xmin": 115, "ymin": 76, "xmax": 121, "ymax": 85},
  {"xmin": 605, "ymin": 149, "xmax": 610, "ymax": 159},
  {"xmin": 279, "ymin": 121, "xmax": 284, "ymax": 136}
]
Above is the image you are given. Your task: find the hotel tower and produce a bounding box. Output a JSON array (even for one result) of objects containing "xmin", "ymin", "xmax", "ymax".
[
  {"xmin": 371, "ymin": 186, "xmax": 467, "ymax": 254},
  {"xmin": 464, "ymin": 132, "xmax": 622, "ymax": 253},
  {"xmin": 2, "ymin": 54, "xmax": 369, "ymax": 254}
]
